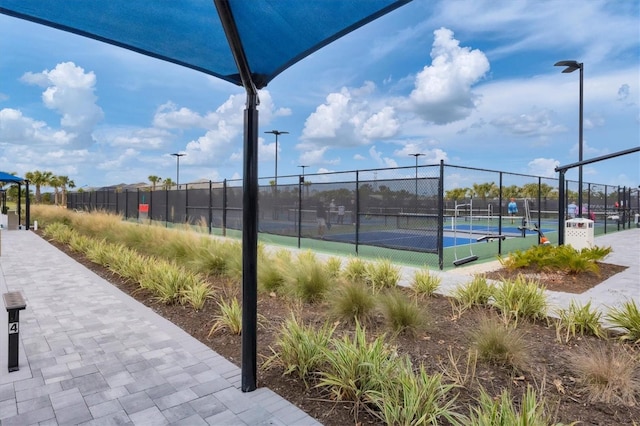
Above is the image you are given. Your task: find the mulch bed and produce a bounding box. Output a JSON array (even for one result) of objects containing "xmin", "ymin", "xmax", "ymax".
[{"xmin": 41, "ymin": 233, "xmax": 639, "ymax": 425}]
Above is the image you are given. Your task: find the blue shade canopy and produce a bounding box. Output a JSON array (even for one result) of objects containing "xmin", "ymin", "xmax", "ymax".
[
  {"xmin": 0, "ymin": 0, "xmax": 411, "ymax": 89},
  {"xmin": 1, "ymin": 0, "xmax": 413, "ymax": 392},
  {"xmin": 0, "ymin": 172, "xmax": 25, "ymax": 183}
]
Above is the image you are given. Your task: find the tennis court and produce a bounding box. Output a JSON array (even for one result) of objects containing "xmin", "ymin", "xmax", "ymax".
[{"xmin": 324, "ymin": 228, "xmax": 511, "ymax": 252}]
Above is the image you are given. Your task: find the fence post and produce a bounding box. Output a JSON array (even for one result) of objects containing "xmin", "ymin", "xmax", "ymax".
[
  {"xmin": 355, "ymin": 171, "xmax": 360, "ymax": 255},
  {"xmin": 437, "ymin": 160, "xmax": 444, "ymax": 270},
  {"xmin": 537, "ymin": 177, "xmax": 542, "ymax": 244},
  {"xmin": 165, "ymin": 187, "xmax": 169, "ymax": 228},
  {"xmin": 498, "ymin": 172, "xmax": 503, "ymax": 254},
  {"xmin": 222, "ymin": 179, "xmax": 227, "ymax": 236},
  {"xmin": 208, "ymin": 181, "xmax": 213, "ymax": 235},
  {"xmin": 558, "ymin": 170, "xmax": 566, "ymax": 245},
  {"xmin": 297, "ymin": 175, "xmax": 302, "ymax": 249}
]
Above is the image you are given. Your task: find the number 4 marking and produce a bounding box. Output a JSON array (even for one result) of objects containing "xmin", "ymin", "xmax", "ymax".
[{"xmin": 8, "ymin": 322, "xmax": 18, "ymax": 334}]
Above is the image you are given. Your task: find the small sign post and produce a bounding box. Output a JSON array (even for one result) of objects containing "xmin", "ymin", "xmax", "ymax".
[{"xmin": 3, "ymin": 291, "xmax": 26, "ymax": 372}]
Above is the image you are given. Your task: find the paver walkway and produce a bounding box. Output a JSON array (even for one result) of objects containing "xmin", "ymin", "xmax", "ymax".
[{"xmin": 0, "ymin": 230, "xmax": 320, "ymax": 426}]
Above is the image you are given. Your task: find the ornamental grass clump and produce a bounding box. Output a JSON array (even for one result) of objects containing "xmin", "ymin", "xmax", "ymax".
[
  {"xmin": 208, "ymin": 298, "xmax": 244, "ymax": 336},
  {"xmin": 263, "ymin": 313, "xmax": 336, "ymax": 386},
  {"xmin": 451, "ymin": 275, "xmax": 495, "ymax": 315},
  {"xmin": 469, "ymin": 313, "xmax": 530, "ymax": 371},
  {"xmin": 366, "ymin": 357, "xmax": 465, "ymax": 426},
  {"xmin": 554, "ymin": 300, "xmax": 604, "ymax": 343},
  {"xmin": 570, "ymin": 341, "xmax": 640, "ymax": 406},
  {"xmin": 364, "ymin": 258, "xmax": 401, "ymax": 293},
  {"xmin": 492, "ymin": 274, "xmax": 547, "ymax": 325},
  {"xmin": 378, "ymin": 288, "xmax": 426, "ymax": 336},
  {"xmin": 328, "ymin": 280, "xmax": 377, "ymax": 325},
  {"xmin": 342, "ymin": 256, "xmax": 369, "ymax": 284},
  {"xmin": 604, "ymin": 299, "xmax": 640, "ymax": 343},
  {"xmin": 317, "ymin": 321, "xmax": 399, "ymax": 414},
  {"xmin": 258, "ymin": 249, "xmax": 291, "ymax": 294},
  {"xmin": 411, "ymin": 268, "xmax": 441, "ymax": 297},
  {"xmin": 285, "ymin": 251, "xmax": 334, "ymax": 303},
  {"xmin": 41, "ymin": 222, "xmax": 75, "ymax": 244},
  {"xmin": 468, "ymin": 385, "xmax": 557, "ymax": 426}
]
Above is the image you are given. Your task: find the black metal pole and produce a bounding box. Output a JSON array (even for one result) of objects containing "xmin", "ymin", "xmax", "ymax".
[
  {"xmin": 222, "ymin": 179, "xmax": 227, "ymax": 236},
  {"xmin": 297, "ymin": 175, "xmax": 302, "ymax": 249},
  {"xmin": 558, "ymin": 170, "xmax": 566, "ymax": 245},
  {"xmin": 355, "ymin": 171, "xmax": 360, "ymax": 254},
  {"xmin": 578, "ymin": 65, "xmax": 583, "ymax": 218},
  {"xmin": 498, "ymin": 172, "xmax": 503, "ymax": 253},
  {"xmin": 437, "ymin": 160, "xmax": 444, "ymax": 270},
  {"xmin": 208, "ymin": 181, "xmax": 213, "ymax": 235},
  {"xmin": 241, "ymin": 91, "xmax": 259, "ymax": 392}
]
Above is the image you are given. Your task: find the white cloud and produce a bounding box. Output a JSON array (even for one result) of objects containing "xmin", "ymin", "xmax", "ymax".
[
  {"xmin": 96, "ymin": 126, "xmax": 174, "ymax": 149},
  {"xmin": 153, "ymin": 102, "xmax": 219, "ymax": 129},
  {"xmin": 0, "ymin": 108, "xmax": 74, "ymax": 145},
  {"xmin": 300, "ymin": 82, "xmax": 400, "ymax": 148},
  {"xmin": 491, "ymin": 109, "xmax": 565, "ymax": 137},
  {"xmin": 21, "ymin": 62, "xmax": 104, "ymax": 147},
  {"xmin": 527, "ymin": 158, "xmax": 559, "ymax": 177},
  {"xmin": 369, "ymin": 146, "xmax": 398, "ymax": 168},
  {"xmin": 405, "ymin": 28, "xmax": 489, "ymax": 124},
  {"xmin": 298, "ymin": 147, "xmax": 340, "ymax": 166},
  {"xmin": 353, "ymin": 154, "xmax": 366, "ymax": 161}
]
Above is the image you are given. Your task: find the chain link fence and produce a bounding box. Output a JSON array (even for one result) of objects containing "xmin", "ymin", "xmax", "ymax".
[{"xmin": 67, "ymin": 162, "xmax": 638, "ymax": 270}]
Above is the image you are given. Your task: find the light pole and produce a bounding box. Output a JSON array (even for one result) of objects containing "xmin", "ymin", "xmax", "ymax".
[
  {"xmin": 555, "ymin": 60, "xmax": 584, "ymax": 217},
  {"xmin": 171, "ymin": 153, "xmax": 185, "ymax": 190},
  {"xmin": 265, "ymin": 130, "xmax": 288, "ymax": 219},
  {"xmin": 264, "ymin": 130, "xmax": 288, "ymax": 187},
  {"xmin": 409, "ymin": 153, "xmax": 424, "ymax": 213},
  {"xmin": 298, "ymin": 165, "xmax": 308, "ymax": 198}
]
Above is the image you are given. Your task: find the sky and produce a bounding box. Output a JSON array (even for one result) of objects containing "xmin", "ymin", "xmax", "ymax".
[{"xmin": 1, "ymin": 0, "xmax": 639, "ymax": 192}]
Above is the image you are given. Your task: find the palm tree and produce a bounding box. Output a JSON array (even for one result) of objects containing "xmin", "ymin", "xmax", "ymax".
[
  {"xmin": 24, "ymin": 170, "xmax": 53, "ymax": 203},
  {"xmin": 149, "ymin": 175, "xmax": 161, "ymax": 191},
  {"xmin": 49, "ymin": 175, "xmax": 62, "ymax": 205},
  {"xmin": 55, "ymin": 176, "xmax": 75, "ymax": 207},
  {"xmin": 162, "ymin": 178, "xmax": 173, "ymax": 190}
]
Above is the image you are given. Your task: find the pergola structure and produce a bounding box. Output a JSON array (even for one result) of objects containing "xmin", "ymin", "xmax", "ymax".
[
  {"xmin": 0, "ymin": 0, "xmax": 413, "ymax": 390},
  {"xmin": 0, "ymin": 171, "xmax": 30, "ymax": 230}
]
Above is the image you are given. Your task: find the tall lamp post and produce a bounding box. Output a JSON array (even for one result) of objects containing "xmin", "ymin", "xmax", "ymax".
[
  {"xmin": 409, "ymin": 153, "xmax": 424, "ymax": 213},
  {"xmin": 555, "ymin": 60, "xmax": 584, "ymax": 217},
  {"xmin": 264, "ymin": 130, "xmax": 288, "ymax": 187},
  {"xmin": 265, "ymin": 130, "xmax": 288, "ymax": 219},
  {"xmin": 171, "ymin": 153, "xmax": 185, "ymax": 190},
  {"xmin": 298, "ymin": 165, "xmax": 308, "ymax": 197}
]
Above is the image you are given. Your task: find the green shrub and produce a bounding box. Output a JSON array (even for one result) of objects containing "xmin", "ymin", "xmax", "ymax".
[
  {"xmin": 605, "ymin": 299, "xmax": 640, "ymax": 343},
  {"xmin": 499, "ymin": 244, "xmax": 609, "ymax": 276}
]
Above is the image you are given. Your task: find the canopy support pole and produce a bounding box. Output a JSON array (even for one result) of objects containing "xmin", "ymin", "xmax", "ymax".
[{"xmin": 214, "ymin": 0, "xmax": 260, "ymax": 392}]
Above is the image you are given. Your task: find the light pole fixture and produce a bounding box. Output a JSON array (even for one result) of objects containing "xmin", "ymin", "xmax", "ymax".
[
  {"xmin": 171, "ymin": 153, "xmax": 185, "ymax": 190},
  {"xmin": 555, "ymin": 60, "xmax": 584, "ymax": 217},
  {"xmin": 264, "ymin": 130, "xmax": 288, "ymax": 188},
  {"xmin": 298, "ymin": 165, "xmax": 309, "ymax": 198},
  {"xmin": 409, "ymin": 153, "xmax": 424, "ymax": 212}
]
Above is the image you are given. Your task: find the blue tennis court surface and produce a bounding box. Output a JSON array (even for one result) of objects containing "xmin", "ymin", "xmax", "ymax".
[{"xmin": 326, "ymin": 230, "xmax": 471, "ymax": 251}]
